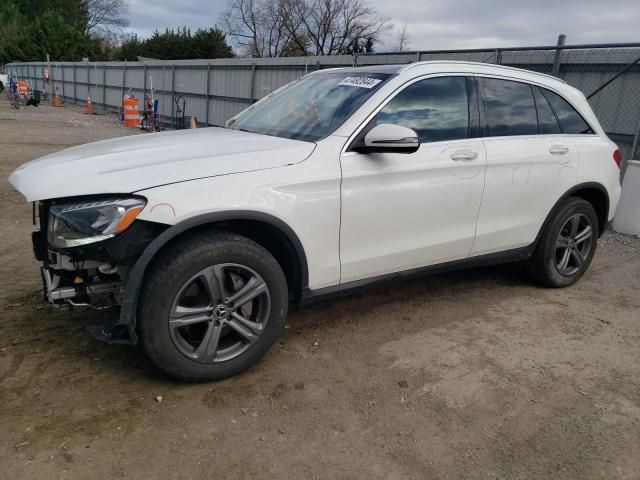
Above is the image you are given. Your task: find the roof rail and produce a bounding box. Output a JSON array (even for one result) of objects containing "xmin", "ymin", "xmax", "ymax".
[{"xmin": 400, "ymin": 60, "xmax": 568, "ymax": 84}]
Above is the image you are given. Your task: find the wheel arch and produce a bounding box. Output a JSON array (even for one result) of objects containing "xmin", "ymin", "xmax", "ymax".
[
  {"xmin": 118, "ymin": 211, "xmax": 309, "ymax": 343},
  {"xmin": 535, "ymin": 182, "xmax": 610, "ymax": 246}
]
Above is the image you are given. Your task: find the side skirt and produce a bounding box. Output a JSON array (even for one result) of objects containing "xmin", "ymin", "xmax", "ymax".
[{"xmin": 299, "ymin": 244, "xmax": 535, "ymax": 305}]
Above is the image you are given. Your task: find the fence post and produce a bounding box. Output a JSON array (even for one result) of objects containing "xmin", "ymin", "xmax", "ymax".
[
  {"xmin": 552, "ymin": 34, "xmax": 566, "ymax": 77},
  {"xmin": 249, "ymin": 61, "xmax": 256, "ymax": 104},
  {"xmin": 86, "ymin": 61, "xmax": 90, "ymax": 103},
  {"xmin": 102, "ymin": 64, "xmax": 107, "ymax": 112},
  {"xmin": 631, "ymin": 119, "xmax": 640, "ymax": 161},
  {"xmin": 205, "ymin": 62, "xmax": 211, "ymax": 124},
  {"xmin": 121, "ymin": 61, "xmax": 127, "ymax": 101},
  {"xmin": 171, "ymin": 64, "xmax": 176, "ymax": 124},
  {"xmin": 59, "ymin": 65, "xmax": 64, "ymax": 100},
  {"xmin": 143, "ymin": 64, "xmax": 147, "ymax": 98},
  {"xmin": 47, "ymin": 54, "xmax": 52, "ymax": 98},
  {"xmin": 72, "ymin": 64, "xmax": 76, "ymax": 104}
]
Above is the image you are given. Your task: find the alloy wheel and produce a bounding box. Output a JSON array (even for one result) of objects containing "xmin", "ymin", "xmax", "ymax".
[
  {"xmin": 168, "ymin": 263, "xmax": 271, "ymax": 364},
  {"xmin": 554, "ymin": 213, "xmax": 593, "ymax": 276}
]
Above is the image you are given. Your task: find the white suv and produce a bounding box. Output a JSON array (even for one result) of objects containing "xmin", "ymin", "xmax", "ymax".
[{"xmin": 9, "ymin": 61, "xmax": 622, "ymax": 381}]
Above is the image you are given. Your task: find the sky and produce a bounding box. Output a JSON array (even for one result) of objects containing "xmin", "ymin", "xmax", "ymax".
[{"xmin": 127, "ymin": 0, "xmax": 640, "ymax": 51}]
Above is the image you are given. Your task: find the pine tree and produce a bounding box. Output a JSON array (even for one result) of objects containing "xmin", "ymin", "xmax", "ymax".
[{"xmin": 115, "ymin": 27, "xmax": 233, "ymax": 60}]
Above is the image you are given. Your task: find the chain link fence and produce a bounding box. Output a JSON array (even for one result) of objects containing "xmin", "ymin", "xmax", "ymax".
[{"xmin": 7, "ymin": 43, "xmax": 640, "ymax": 167}]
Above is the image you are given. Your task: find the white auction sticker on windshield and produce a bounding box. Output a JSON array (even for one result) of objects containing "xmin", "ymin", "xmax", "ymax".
[{"xmin": 338, "ymin": 77, "xmax": 382, "ymax": 89}]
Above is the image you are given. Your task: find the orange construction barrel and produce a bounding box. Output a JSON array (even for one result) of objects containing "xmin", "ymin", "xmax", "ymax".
[
  {"xmin": 18, "ymin": 81, "xmax": 28, "ymax": 97},
  {"xmin": 123, "ymin": 96, "xmax": 140, "ymax": 128}
]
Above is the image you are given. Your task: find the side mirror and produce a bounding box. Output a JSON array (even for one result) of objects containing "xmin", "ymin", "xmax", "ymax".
[{"xmin": 359, "ymin": 123, "xmax": 420, "ymax": 154}]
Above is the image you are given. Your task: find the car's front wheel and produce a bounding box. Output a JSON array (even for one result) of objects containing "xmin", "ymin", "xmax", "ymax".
[
  {"xmin": 138, "ymin": 231, "xmax": 288, "ymax": 381},
  {"xmin": 526, "ymin": 196, "xmax": 599, "ymax": 287}
]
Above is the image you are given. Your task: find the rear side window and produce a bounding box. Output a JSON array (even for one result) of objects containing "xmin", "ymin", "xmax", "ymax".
[
  {"xmin": 479, "ymin": 77, "xmax": 538, "ymax": 137},
  {"xmin": 540, "ymin": 89, "xmax": 594, "ymax": 134},
  {"xmin": 375, "ymin": 76, "xmax": 469, "ymax": 143},
  {"xmin": 533, "ymin": 86, "xmax": 562, "ymax": 134}
]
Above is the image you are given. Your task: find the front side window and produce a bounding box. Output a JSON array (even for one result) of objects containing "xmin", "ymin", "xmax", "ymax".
[
  {"xmin": 374, "ymin": 76, "xmax": 469, "ymax": 143},
  {"xmin": 228, "ymin": 71, "xmax": 392, "ymax": 142},
  {"xmin": 479, "ymin": 77, "xmax": 538, "ymax": 137},
  {"xmin": 540, "ymin": 89, "xmax": 594, "ymax": 134}
]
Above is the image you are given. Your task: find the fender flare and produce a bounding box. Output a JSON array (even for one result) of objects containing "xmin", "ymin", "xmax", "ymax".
[
  {"xmin": 533, "ymin": 181, "xmax": 610, "ymax": 247},
  {"xmin": 116, "ymin": 211, "xmax": 309, "ymax": 344}
]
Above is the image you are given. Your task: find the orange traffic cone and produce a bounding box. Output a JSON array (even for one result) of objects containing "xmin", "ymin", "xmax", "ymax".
[
  {"xmin": 85, "ymin": 96, "xmax": 94, "ymax": 114},
  {"xmin": 52, "ymin": 87, "xmax": 62, "ymax": 107},
  {"xmin": 189, "ymin": 116, "xmax": 197, "ymax": 129}
]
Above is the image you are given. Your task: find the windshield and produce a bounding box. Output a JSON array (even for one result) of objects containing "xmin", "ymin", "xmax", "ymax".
[{"xmin": 228, "ymin": 71, "xmax": 393, "ymax": 142}]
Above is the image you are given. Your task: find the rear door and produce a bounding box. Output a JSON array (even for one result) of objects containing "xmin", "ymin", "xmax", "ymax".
[
  {"xmin": 471, "ymin": 76, "xmax": 579, "ymax": 256},
  {"xmin": 339, "ymin": 75, "xmax": 486, "ymax": 283}
]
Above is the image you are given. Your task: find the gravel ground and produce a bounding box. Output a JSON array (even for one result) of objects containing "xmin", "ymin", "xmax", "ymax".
[{"xmin": 1, "ymin": 99, "xmax": 640, "ymax": 480}]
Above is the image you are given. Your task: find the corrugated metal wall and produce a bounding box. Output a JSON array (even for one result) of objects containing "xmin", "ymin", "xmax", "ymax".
[{"xmin": 7, "ymin": 46, "xmax": 640, "ymax": 160}]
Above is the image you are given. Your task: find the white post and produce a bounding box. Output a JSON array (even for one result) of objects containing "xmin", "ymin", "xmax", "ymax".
[{"xmin": 613, "ymin": 161, "xmax": 640, "ymax": 235}]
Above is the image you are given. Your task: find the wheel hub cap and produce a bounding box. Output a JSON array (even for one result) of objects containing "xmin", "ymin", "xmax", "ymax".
[{"xmin": 213, "ymin": 304, "xmax": 228, "ymax": 319}]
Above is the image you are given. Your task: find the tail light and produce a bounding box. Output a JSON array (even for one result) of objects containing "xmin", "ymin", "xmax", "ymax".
[{"xmin": 613, "ymin": 149, "xmax": 622, "ymax": 169}]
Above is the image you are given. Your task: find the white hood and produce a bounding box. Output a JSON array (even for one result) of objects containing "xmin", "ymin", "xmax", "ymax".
[{"xmin": 8, "ymin": 127, "xmax": 315, "ymax": 202}]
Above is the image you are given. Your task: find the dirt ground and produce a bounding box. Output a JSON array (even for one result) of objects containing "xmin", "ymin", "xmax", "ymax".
[{"xmin": 1, "ymin": 98, "xmax": 639, "ymax": 480}]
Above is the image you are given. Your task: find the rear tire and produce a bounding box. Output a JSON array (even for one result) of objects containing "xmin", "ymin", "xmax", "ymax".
[
  {"xmin": 138, "ymin": 231, "xmax": 288, "ymax": 382},
  {"xmin": 526, "ymin": 197, "xmax": 599, "ymax": 287}
]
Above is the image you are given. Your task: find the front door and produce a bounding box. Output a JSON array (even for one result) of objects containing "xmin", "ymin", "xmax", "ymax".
[{"xmin": 339, "ymin": 75, "xmax": 486, "ymax": 284}]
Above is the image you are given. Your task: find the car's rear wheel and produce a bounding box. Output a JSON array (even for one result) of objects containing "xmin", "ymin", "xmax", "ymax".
[
  {"xmin": 526, "ymin": 197, "xmax": 599, "ymax": 287},
  {"xmin": 138, "ymin": 231, "xmax": 288, "ymax": 381}
]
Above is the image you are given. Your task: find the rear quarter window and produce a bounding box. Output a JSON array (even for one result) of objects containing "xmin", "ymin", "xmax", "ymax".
[
  {"xmin": 533, "ymin": 86, "xmax": 562, "ymax": 134},
  {"xmin": 540, "ymin": 89, "xmax": 594, "ymax": 135}
]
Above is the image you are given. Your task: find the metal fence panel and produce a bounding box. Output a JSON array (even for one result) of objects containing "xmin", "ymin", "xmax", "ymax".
[{"xmin": 6, "ymin": 43, "xmax": 640, "ymax": 162}]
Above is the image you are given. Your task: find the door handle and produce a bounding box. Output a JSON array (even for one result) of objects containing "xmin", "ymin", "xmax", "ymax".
[
  {"xmin": 450, "ymin": 150, "xmax": 479, "ymax": 161},
  {"xmin": 549, "ymin": 145, "xmax": 570, "ymax": 155}
]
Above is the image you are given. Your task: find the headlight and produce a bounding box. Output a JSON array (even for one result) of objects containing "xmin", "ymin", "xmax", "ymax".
[{"xmin": 47, "ymin": 197, "xmax": 146, "ymax": 248}]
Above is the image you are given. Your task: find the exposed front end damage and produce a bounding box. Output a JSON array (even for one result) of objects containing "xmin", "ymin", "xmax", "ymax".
[{"xmin": 33, "ymin": 200, "xmax": 168, "ymax": 344}]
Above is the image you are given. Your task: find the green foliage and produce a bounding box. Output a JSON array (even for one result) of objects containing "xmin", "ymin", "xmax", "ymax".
[
  {"xmin": 0, "ymin": 0, "xmax": 101, "ymax": 63},
  {"xmin": 345, "ymin": 37, "xmax": 375, "ymax": 54},
  {"xmin": 115, "ymin": 27, "xmax": 233, "ymax": 60},
  {"xmin": 0, "ymin": 1, "xmax": 233, "ymax": 63}
]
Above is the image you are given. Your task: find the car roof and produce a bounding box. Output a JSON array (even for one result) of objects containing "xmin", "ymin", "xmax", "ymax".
[
  {"xmin": 326, "ymin": 61, "xmax": 568, "ymax": 90},
  {"xmin": 318, "ymin": 64, "xmax": 406, "ymax": 75}
]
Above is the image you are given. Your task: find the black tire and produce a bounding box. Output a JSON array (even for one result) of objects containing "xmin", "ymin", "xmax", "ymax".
[
  {"xmin": 138, "ymin": 231, "xmax": 288, "ymax": 382},
  {"xmin": 526, "ymin": 196, "xmax": 599, "ymax": 287}
]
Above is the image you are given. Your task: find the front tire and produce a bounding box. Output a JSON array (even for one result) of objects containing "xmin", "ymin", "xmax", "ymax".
[
  {"xmin": 138, "ymin": 231, "xmax": 288, "ymax": 382},
  {"xmin": 526, "ymin": 197, "xmax": 599, "ymax": 287}
]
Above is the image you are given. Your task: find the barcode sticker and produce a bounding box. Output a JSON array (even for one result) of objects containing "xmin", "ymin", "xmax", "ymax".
[{"xmin": 338, "ymin": 77, "xmax": 382, "ymax": 89}]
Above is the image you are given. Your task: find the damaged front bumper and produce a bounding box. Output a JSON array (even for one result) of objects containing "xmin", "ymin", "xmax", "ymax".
[
  {"xmin": 33, "ymin": 201, "xmax": 167, "ymax": 344},
  {"xmin": 41, "ymin": 265, "xmax": 123, "ymax": 309}
]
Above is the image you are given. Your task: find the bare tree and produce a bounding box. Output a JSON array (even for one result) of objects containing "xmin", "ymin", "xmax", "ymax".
[
  {"xmin": 390, "ymin": 21, "xmax": 410, "ymax": 52},
  {"xmin": 221, "ymin": 0, "xmax": 390, "ymax": 57},
  {"xmin": 86, "ymin": 0, "xmax": 130, "ymax": 38},
  {"xmin": 220, "ymin": 0, "xmax": 293, "ymax": 57}
]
